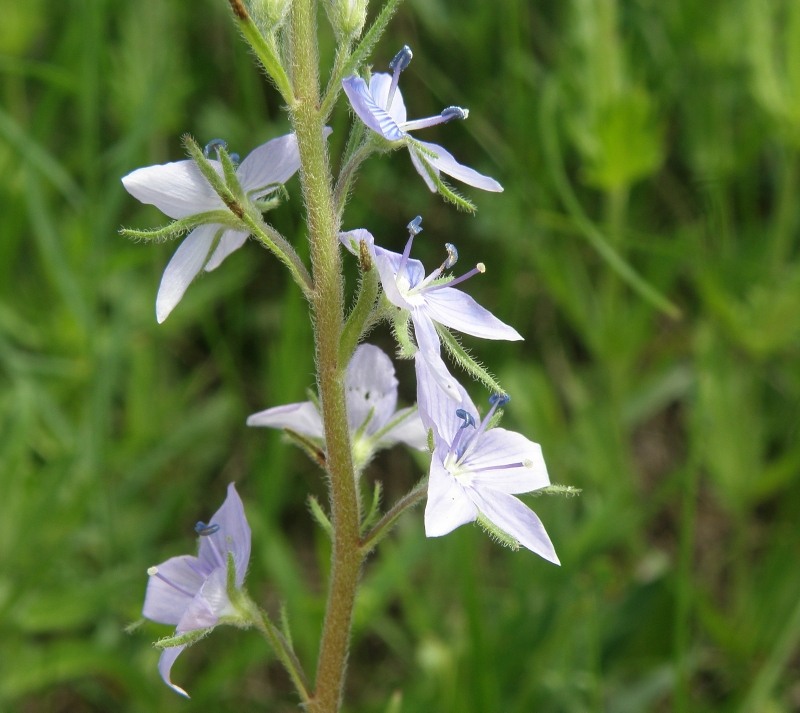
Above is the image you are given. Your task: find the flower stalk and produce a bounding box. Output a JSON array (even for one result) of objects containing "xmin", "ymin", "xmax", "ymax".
[{"xmin": 288, "ymin": 0, "xmax": 364, "ymax": 710}]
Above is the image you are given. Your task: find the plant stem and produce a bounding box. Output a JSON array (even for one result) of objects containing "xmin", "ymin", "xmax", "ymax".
[{"xmin": 288, "ymin": 0, "xmax": 364, "ymax": 711}]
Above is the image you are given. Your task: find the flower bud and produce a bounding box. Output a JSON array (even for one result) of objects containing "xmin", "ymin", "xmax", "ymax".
[
  {"xmin": 324, "ymin": 0, "xmax": 368, "ymax": 42},
  {"xmin": 249, "ymin": 0, "xmax": 291, "ymax": 31}
]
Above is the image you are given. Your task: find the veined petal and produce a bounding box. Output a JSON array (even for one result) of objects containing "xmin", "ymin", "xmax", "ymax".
[
  {"xmin": 158, "ymin": 645, "xmax": 190, "ymax": 698},
  {"xmin": 156, "ymin": 224, "xmax": 219, "ymax": 323},
  {"xmin": 411, "ymin": 311, "xmax": 462, "ymax": 402},
  {"xmin": 414, "ymin": 140, "xmax": 503, "ymax": 192},
  {"xmin": 464, "ymin": 429, "xmax": 550, "ymax": 494},
  {"xmin": 122, "ymin": 160, "xmax": 225, "ymax": 219},
  {"xmin": 246, "ymin": 401, "xmax": 324, "ymax": 439},
  {"xmin": 204, "ymin": 229, "xmax": 249, "ymax": 272},
  {"xmin": 374, "ymin": 252, "xmax": 412, "ymax": 309},
  {"xmin": 237, "ymin": 133, "xmax": 301, "ymax": 199},
  {"xmin": 369, "ymin": 73, "xmax": 408, "ymax": 126},
  {"xmin": 425, "ymin": 456, "xmax": 478, "ymax": 537},
  {"xmin": 342, "ymin": 75, "xmax": 406, "ymax": 142},
  {"xmin": 198, "ymin": 483, "xmax": 251, "ymax": 586},
  {"xmin": 345, "ymin": 345, "xmax": 398, "ymax": 434},
  {"xmin": 143, "ymin": 555, "xmax": 205, "ymax": 626},
  {"xmin": 423, "ymin": 287, "xmax": 523, "ymax": 341},
  {"xmin": 469, "ymin": 488, "xmax": 559, "ymax": 564}
]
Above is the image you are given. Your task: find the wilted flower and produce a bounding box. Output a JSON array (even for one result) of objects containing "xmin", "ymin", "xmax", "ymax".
[
  {"xmin": 143, "ymin": 483, "xmax": 252, "ymax": 697},
  {"xmin": 342, "ymin": 46, "xmax": 502, "ymax": 197},
  {"xmin": 247, "ymin": 344, "xmax": 426, "ymax": 470},
  {"xmin": 122, "ymin": 134, "xmax": 301, "ymax": 322},
  {"xmin": 415, "ymin": 355, "xmax": 559, "ymax": 564}
]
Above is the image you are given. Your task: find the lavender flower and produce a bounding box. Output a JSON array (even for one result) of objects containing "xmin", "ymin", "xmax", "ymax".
[
  {"xmin": 342, "ymin": 46, "xmax": 502, "ymax": 196},
  {"xmin": 340, "ymin": 222, "xmax": 522, "ymax": 399},
  {"xmin": 122, "ymin": 134, "xmax": 302, "ymax": 323},
  {"xmin": 247, "ymin": 344, "xmax": 426, "ymax": 469},
  {"xmin": 143, "ymin": 483, "xmax": 252, "ymax": 697},
  {"xmin": 415, "ymin": 355, "xmax": 559, "ymax": 564}
]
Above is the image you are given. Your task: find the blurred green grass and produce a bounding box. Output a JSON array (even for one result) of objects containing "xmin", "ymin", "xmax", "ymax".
[{"xmin": 1, "ymin": 0, "xmax": 799, "ymax": 711}]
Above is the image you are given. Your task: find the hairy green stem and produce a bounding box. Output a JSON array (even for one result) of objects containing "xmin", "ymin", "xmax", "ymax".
[
  {"xmin": 360, "ymin": 481, "xmax": 427, "ymax": 554},
  {"xmin": 288, "ymin": 0, "xmax": 364, "ymax": 711}
]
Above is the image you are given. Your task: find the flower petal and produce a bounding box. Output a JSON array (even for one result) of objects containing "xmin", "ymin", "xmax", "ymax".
[
  {"xmin": 246, "ymin": 401, "xmax": 324, "ymax": 439},
  {"xmin": 424, "ymin": 456, "xmax": 478, "ymax": 537},
  {"xmin": 345, "ymin": 345, "xmax": 399, "ymax": 434},
  {"xmin": 204, "ymin": 229, "xmax": 249, "ymax": 272},
  {"xmin": 342, "ymin": 75, "xmax": 406, "ymax": 142},
  {"xmin": 122, "ymin": 160, "xmax": 225, "ymax": 219},
  {"xmin": 413, "ymin": 351, "xmax": 468, "ymax": 441},
  {"xmin": 463, "ymin": 428, "xmax": 550, "ymax": 494},
  {"xmin": 469, "ymin": 488, "xmax": 559, "ymax": 564},
  {"xmin": 423, "ymin": 286, "xmax": 523, "ymax": 341},
  {"xmin": 236, "ymin": 133, "xmax": 301, "ymax": 198},
  {"xmin": 198, "ymin": 483, "xmax": 252, "ymax": 586},
  {"xmin": 368, "ymin": 73, "xmax": 408, "ymax": 126},
  {"xmin": 158, "ymin": 645, "xmax": 191, "ymax": 698},
  {"xmin": 412, "ymin": 140, "xmax": 503, "ymax": 192},
  {"xmin": 411, "ymin": 312, "xmax": 463, "ymax": 402},
  {"xmin": 156, "ymin": 224, "xmax": 219, "ymax": 323},
  {"xmin": 142, "ymin": 555, "xmax": 206, "ymax": 625}
]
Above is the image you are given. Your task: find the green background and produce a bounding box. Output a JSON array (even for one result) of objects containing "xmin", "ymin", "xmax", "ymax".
[{"xmin": 1, "ymin": 0, "xmax": 799, "ymax": 710}]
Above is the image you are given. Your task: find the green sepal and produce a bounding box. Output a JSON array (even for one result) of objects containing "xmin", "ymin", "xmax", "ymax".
[
  {"xmin": 218, "ymin": 147, "xmax": 244, "ymax": 200},
  {"xmin": 475, "ymin": 513, "xmax": 520, "ymax": 551},
  {"xmin": 529, "ymin": 484, "xmax": 582, "ymax": 498},
  {"xmin": 308, "ymin": 495, "xmax": 334, "ymax": 538},
  {"xmin": 360, "ymin": 480, "xmax": 383, "ymax": 534},
  {"xmin": 390, "ymin": 305, "xmax": 415, "ymax": 358},
  {"xmin": 283, "ymin": 428, "xmax": 327, "ymax": 469},
  {"xmin": 182, "ymin": 135, "xmax": 242, "ymax": 218},
  {"xmin": 435, "ymin": 325, "xmax": 506, "ymax": 396},
  {"xmin": 119, "ymin": 210, "xmax": 238, "ymax": 243},
  {"xmin": 339, "ymin": 251, "xmax": 380, "ymax": 365},
  {"xmin": 154, "ymin": 627, "xmax": 214, "ymax": 650},
  {"xmin": 408, "ymin": 139, "xmax": 478, "ymax": 213},
  {"xmin": 124, "ymin": 618, "xmax": 145, "ymax": 634}
]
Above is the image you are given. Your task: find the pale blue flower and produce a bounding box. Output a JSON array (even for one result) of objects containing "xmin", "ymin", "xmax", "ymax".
[
  {"xmin": 415, "ymin": 355, "xmax": 559, "ymax": 564},
  {"xmin": 341, "ymin": 222, "xmax": 522, "ymax": 399},
  {"xmin": 122, "ymin": 134, "xmax": 302, "ymax": 322},
  {"xmin": 247, "ymin": 344, "xmax": 426, "ymax": 469},
  {"xmin": 143, "ymin": 483, "xmax": 251, "ymax": 697},
  {"xmin": 342, "ymin": 46, "xmax": 502, "ymax": 195}
]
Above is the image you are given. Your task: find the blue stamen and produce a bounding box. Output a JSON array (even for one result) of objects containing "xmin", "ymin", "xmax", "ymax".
[
  {"xmin": 440, "ymin": 106, "xmax": 469, "ymax": 122},
  {"xmin": 229, "ymin": 152, "xmax": 240, "ymax": 165},
  {"xmin": 444, "ymin": 243, "xmax": 459, "ymax": 269},
  {"xmin": 386, "ymin": 45, "xmax": 413, "ymax": 111},
  {"xmin": 489, "ymin": 393, "xmax": 510, "ymax": 407},
  {"xmin": 389, "ymin": 45, "xmax": 413, "ymax": 73},
  {"xmin": 407, "ymin": 215, "xmax": 424, "ymax": 237},
  {"xmin": 195, "ymin": 521, "xmax": 220, "ymax": 536},
  {"xmin": 424, "ymin": 262, "xmax": 485, "ymax": 292},
  {"xmin": 455, "ymin": 408, "xmax": 476, "ymax": 429},
  {"xmin": 204, "ymin": 138, "xmax": 228, "ymax": 158}
]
